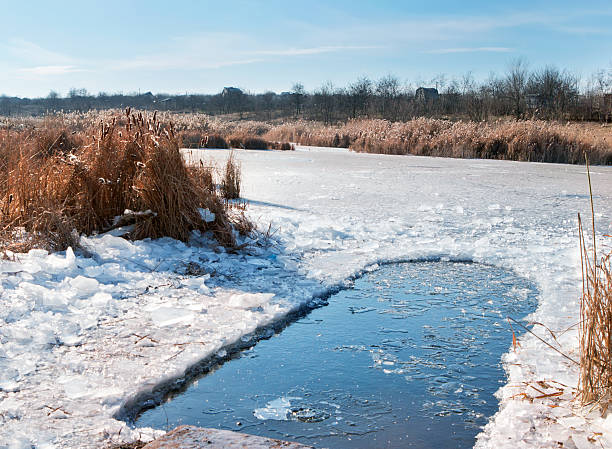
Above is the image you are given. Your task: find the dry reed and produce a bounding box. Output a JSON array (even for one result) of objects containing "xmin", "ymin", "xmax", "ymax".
[
  {"xmin": 0, "ymin": 109, "xmax": 247, "ymax": 251},
  {"xmin": 221, "ymin": 152, "xmax": 241, "ymax": 200},
  {"xmin": 6, "ymin": 110, "xmax": 609, "ymax": 165},
  {"xmin": 578, "ymin": 157, "xmax": 612, "ymax": 410},
  {"xmin": 264, "ymin": 118, "xmax": 612, "ymax": 164}
]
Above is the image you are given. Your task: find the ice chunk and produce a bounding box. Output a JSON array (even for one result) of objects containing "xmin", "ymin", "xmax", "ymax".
[
  {"xmin": 27, "ymin": 248, "xmax": 49, "ymax": 257},
  {"xmin": 228, "ymin": 293, "xmax": 275, "ymax": 309},
  {"xmin": 90, "ymin": 292, "xmax": 112, "ymax": 307},
  {"xmin": 0, "ymin": 261, "xmax": 26, "ymax": 274},
  {"xmin": 254, "ymin": 397, "xmax": 300, "ymax": 421},
  {"xmin": 149, "ymin": 306, "xmax": 195, "ymax": 327},
  {"xmin": 69, "ymin": 276, "xmax": 100, "ymax": 296},
  {"xmin": 61, "ymin": 376, "xmax": 91, "ymax": 399},
  {"xmin": 199, "ymin": 208, "xmax": 216, "ymax": 223}
]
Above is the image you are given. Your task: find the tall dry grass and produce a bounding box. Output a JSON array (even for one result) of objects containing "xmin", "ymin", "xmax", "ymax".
[
  {"xmin": 2, "ymin": 111, "xmax": 608, "ymax": 163},
  {"xmin": 579, "ymin": 160, "xmax": 612, "ymax": 409},
  {"xmin": 0, "ymin": 109, "xmax": 246, "ymax": 251},
  {"xmin": 264, "ymin": 118, "xmax": 612, "ymax": 164},
  {"xmin": 220, "ymin": 152, "xmax": 241, "ymax": 200}
]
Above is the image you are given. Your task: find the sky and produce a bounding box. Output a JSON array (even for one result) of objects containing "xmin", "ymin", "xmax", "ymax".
[{"xmin": 1, "ymin": 0, "xmax": 611, "ymax": 98}]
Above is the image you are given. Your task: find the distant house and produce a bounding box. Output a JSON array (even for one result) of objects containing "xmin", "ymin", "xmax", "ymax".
[
  {"xmin": 222, "ymin": 87, "xmax": 243, "ymax": 97},
  {"xmin": 415, "ymin": 87, "xmax": 439, "ymax": 101}
]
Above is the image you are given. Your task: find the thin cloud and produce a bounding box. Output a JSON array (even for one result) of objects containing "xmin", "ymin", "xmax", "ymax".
[
  {"xmin": 250, "ymin": 45, "xmax": 380, "ymax": 56},
  {"xmin": 107, "ymin": 44, "xmax": 378, "ymax": 72},
  {"xmin": 424, "ymin": 47, "xmax": 514, "ymax": 54},
  {"xmin": 111, "ymin": 57, "xmax": 264, "ymax": 71},
  {"xmin": 6, "ymin": 39, "xmax": 73, "ymax": 65},
  {"xmin": 19, "ymin": 65, "xmax": 84, "ymax": 75},
  {"xmin": 552, "ymin": 25, "xmax": 612, "ymax": 36}
]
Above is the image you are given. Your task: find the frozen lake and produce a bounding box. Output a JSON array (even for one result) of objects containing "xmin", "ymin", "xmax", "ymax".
[
  {"xmin": 3, "ymin": 145, "xmax": 611, "ymax": 448},
  {"xmin": 135, "ymin": 261, "xmax": 537, "ymax": 448}
]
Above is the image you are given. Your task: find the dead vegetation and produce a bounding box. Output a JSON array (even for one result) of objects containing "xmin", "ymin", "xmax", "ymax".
[
  {"xmin": 0, "ymin": 109, "xmax": 250, "ymax": 252},
  {"xmin": 264, "ymin": 118, "xmax": 612, "ymax": 164},
  {"xmin": 578, "ymin": 158, "xmax": 612, "ymax": 409},
  {"xmin": 3, "ymin": 110, "xmax": 608, "ymax": 164},
  {"xmin": 178, "ymin": 124, "xmax": 292, "ymax": 151},
  {"xmin": 220, "ymin": 152, "xmax": 241, "ymax": 200},
  {"xmin": 108, "ymin": 440, "xmax": 147, "ymax": 449}
]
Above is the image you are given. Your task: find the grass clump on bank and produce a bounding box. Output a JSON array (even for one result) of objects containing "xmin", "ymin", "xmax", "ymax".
[
  {"xmin": 0, "ymin": 109, "xmax": 247, "ymax": 252},
  {"xmin": 180, "ymin": 129, "xmax": 293, "ymax": 151},
  {"xmin": 220, "ymin": 152, "xmax": 241, "ymax": 200}
]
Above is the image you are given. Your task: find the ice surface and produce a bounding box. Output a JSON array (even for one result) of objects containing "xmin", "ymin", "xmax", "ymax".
[{"xmin": 1, "ymin": 146, "xmax": 611, "ymax": 448}]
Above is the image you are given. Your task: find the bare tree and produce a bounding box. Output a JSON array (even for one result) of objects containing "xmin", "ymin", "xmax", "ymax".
[
  {"xmin": 376, "ymin": 75, "xmax": 401, "ymax": 120},
  {"xmin": 504, "ymin": 58, "xmax": 529, "ymax": 119},
  {"xmin": 431, "ymin": 73, "xmax": 447, "ymax": 91},
  {"xmin": 291, "ymin": 82, "xmax": 305, "ymax": 117},
  {"xmin": 528, "ymin": 66, "xmax": 578, "ymax": 119},
  {"xmin": 313, "ymin": 81, "xmax": 336, "ymax": 124},
  {"xmin": 347, "ymin": 77, "xmax": 372, "ymax": 119},
  {"xmin": 460, "ymin": 72, "xmax": 486, "ymax": 120},
  {"xmin": 260, "ymin": 91, "xmax": 275, "ymax": 120}
]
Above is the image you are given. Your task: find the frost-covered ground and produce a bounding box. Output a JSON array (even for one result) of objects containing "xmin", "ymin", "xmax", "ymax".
[{"xmin": 1, "ymin": 146, "xmax": 611, "ymax": 448}]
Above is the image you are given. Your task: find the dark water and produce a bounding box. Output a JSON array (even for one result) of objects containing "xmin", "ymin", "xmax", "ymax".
[{"xmin": 135, "ymin": 262, "xmax": 537, "ymax": 448}]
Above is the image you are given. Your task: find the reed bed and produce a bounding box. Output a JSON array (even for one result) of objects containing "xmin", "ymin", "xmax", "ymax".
[
  {"xmin": 579, "ymin": 163, "xmax": 612, "ymax": 409},
  {"xmin": 2, "ymin": 111, "xmax": 608, "ymax": 163},
  {"xmin": 0, "ymin": 109, "xmax": 247, "ymax": 252},
  {"xmin": 264, "ymin": 118, "xmax": 612, "ymax": 164}
]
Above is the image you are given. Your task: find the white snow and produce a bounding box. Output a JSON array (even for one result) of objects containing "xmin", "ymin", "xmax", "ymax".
[{"xmin": 1, "ymin": 146, "xmax": 611, "ymax": 448}]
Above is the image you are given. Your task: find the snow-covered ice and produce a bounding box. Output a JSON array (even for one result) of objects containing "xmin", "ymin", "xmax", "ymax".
[{"xmin": 1, "ymin": 146, "xmax": 611, "ymax": 448}]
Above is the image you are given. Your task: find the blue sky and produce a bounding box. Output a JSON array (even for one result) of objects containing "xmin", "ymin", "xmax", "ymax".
[{"xmin": 1, "ymin": 0, "xmax": 611, "ymax": 97}]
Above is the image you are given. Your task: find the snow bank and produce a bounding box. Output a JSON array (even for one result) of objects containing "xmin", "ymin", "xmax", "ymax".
[{"xmin": 1, "ymin": 146, "xmax": 611, "ymax": 448}]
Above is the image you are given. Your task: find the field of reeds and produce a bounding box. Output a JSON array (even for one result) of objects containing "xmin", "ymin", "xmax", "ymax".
[
  {"xmin": 0, "ymin": 110, "xmax": 294, "ymax": 151},
  {"xmin": 3, "ymin": 110, "xmax": 608, "ymax": 164},
  {"xmin": 0, "ymin": 109, "xmax": 250, "ymax": 252},
  {"xmin": 264, "ymin": 118, "xmax": 612, "ymax": 165}
]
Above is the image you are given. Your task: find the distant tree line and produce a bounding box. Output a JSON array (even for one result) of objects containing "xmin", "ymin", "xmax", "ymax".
[{"xmin": 1, "ymin": 61, "xmax": 611, "ymax": 122}]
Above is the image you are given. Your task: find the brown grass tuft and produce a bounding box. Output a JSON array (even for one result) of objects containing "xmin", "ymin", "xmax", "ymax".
[
  {"xmin": 220, "ymin": 152, "xmax": 241, "ymax": 200},
  {"xmin": 0, "ymin": 110, "xmax": 247, "ymax": 251},
  {"xmin": 199, "ymin": 133, "xmax": 229, "ymax": 149}
]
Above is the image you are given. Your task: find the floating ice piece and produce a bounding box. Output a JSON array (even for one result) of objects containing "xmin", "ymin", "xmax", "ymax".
[{"xmin": 253, "ymin": 397, "xmax": 301, "ymax": 421}]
